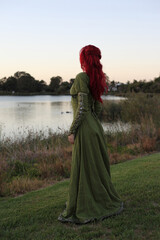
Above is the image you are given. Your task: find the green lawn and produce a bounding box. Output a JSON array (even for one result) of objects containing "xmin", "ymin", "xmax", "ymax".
[{"xmin": 0, "ymin": 153, "xmax": 160, "ymax": 240}]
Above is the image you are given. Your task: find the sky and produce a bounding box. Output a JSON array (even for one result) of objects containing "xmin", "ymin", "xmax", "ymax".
[{"xmin": 0, "ymin": 0, "xmax": 160, "ymax": 84}]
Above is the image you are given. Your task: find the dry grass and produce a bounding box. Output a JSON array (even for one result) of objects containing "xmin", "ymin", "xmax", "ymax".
[
  {"xmin": 0, "ymin": 116, "xmax": 159, "ymax": 197},
  {"xmin": 109, "ymin": 152, "xmax": 134, "ymax": 164},
  {"xmin": 102, "ymin": 93, "xmax": 160, "ymax": 128},
  {"xmin": 6, "ymin": 177, "xmax": 46, "ymax": 196},
  {"xmin": 1, "ymin": 94, "xmax": 160, "ymax": 197}
]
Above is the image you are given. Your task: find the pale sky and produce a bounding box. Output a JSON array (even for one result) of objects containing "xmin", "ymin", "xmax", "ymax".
[{"xmin": 0, "ymin": 0, "xmax": 160, "ymax": 84}]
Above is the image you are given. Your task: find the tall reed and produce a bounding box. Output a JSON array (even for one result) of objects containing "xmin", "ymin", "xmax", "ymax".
[
  {"xmin": 0, "ymin": 93, "xmax": 160, "ymax": 197},
  {"xmin": 102, "ymin": 93, "xmax": 160, "ymax": 127}
]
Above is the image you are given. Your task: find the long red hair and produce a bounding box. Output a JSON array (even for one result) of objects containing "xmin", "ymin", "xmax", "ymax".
[{"xmin": 80, "ymin": 45, "xmax": 108, "ymax": 103}]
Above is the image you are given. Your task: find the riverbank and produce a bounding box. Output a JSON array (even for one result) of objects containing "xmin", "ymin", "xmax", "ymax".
[
  {"xmin": 1, "ymin": 93, "xmax": 160, "ymax": 197},
  {"xmin": 0, "ymin": 119, "xmax": 160, "ymax": 198},
  {"xmin": 0, "ymin": 153, "xmax": 160, "ymax": 240},
  {"xmin": 0, "ymin": 91, "xmax": 70, "ymax": 96}
]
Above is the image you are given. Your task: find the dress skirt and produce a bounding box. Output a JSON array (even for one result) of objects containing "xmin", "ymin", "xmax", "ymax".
[{"xmin": 58, "ymin": 111, "xmax": 123, "ymax": 224}]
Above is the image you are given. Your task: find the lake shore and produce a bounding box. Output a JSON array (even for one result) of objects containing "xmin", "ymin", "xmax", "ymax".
[
  {"xmin": 0, "ymin": 94, "xmax": 126, "ymax": 141},
  {"xmin": 0, "ymin": 91, "xmax": 70, "ymax": 96},
  {"xmin": 0, "ymin": 93, "xmax": 160, "ymax": 197},
  {"xmin": 0, "ymin": 123, "xmax": 159, "ymax": 197}
]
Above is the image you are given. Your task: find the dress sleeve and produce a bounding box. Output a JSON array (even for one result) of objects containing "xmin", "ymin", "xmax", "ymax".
[
  {"xmin": 94, "ymin": 100, "xmax": 102, "ymax": 117},
  {"xmin": 69, "ymin": 92, "xmax": 88, "ymax": 135},
  {"xmin": 68, "ymin": 73, "xmax": 89, "ymax": 135}
]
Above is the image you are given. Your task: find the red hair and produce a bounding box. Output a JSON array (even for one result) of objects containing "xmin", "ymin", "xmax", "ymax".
[{"xmin": 80, "ymin": 45, "xmax": 108, "ymax": 103}]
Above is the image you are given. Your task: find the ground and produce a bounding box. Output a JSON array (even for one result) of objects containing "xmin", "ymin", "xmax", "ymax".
[{"xmin": 0, "ymin": 153, "xmax": 160, "ymax": 240}]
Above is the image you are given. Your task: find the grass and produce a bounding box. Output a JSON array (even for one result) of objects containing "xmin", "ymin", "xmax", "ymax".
[
  {"xmin": 1, "ymin": 117, "xmax": 160, "ymax": 197},
  {"xmin": 102, "ymin": 93, "xmax": 160, "ymax": 126},
  {"xmin": 1, "ymin": 93, "xmax": 160, "ymax": 197},
  {"xmin": 0, "ymin": 153, "xmax": 160, "ymax": 240},
  {"xmin": 0, "ymin": 132, "xmax": 72, "ymax": 197}
]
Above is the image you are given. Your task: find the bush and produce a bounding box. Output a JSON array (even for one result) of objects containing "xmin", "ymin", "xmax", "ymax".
[{"xmin": 102, "ymin": 93, "xmax": 160, "ymax": 128}]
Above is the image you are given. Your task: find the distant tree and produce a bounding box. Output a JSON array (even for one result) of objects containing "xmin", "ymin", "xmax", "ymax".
[
  {"xmin": 133, "ymin": 79, "xmax": 138, "ymax": 84},
  {"xmin": 28, "ymin": 79, "xmax": 47, "ymax": 92},
  {"xmin": 105, "ymin": 74, "xmax": 110, "ymax": 84},
  {"xmin": 58, "ymin": 81, "xmax": 70, "ymax": 94},
  {"xmin": 154, "ymin": 76, "xmax": 160, "ymax": 83},
  {"xmin": 32, "ymin": 80, "xmax": 42, "ymax": 92},
  {"xmin": 0, "ymin": 72, "xmax": 48, "ymax": 93},
  {"xmin": 39, "ymin": 80, "xmax": 47, "ymax": 91},
  {"xmin": 49, "ymin": 76, "xmax": 62, "ymax": 92},
  {"xmin": 14, "ymin": 71, "xmax": 31, "ymax": 79},
  {"xmin": 152, "ymin": 82, "xmax": 160, "ymax": 93},
  {"xmin": 143, "ymin": 81, "xmax": 154, "ymax": 93},
  {"xmin": 16, "ymin": 74, "xmax": 36, "ymax": 92},
  {"xmin": 0, "ymin": 77, "xmax": 7, "ymax": 91},
  {"xmin": 3, "ymin": 77, "xmax": 17, "ymax": 91},
  {"xmin": 110, "ymin": 80, "xmax": 115, "ymax": 86},
  {"xmin": 69, "ymin": 78, "xmax": 75, "ymax": 87}
]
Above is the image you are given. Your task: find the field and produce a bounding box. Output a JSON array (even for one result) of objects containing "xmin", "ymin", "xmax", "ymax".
[{"xmin": 0, "ymin": 153, "xmax": 160, "ymax": 240}]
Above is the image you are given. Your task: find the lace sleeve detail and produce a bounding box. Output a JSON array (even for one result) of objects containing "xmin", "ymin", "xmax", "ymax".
[{"xmin": 68, "ymin": 92, "xmax": 88, "ymax": 135}]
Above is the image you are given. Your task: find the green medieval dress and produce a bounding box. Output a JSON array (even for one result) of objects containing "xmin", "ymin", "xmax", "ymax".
[{"xmin": 58, "ymin": 72, "xmax": 123, "ymax": 224}]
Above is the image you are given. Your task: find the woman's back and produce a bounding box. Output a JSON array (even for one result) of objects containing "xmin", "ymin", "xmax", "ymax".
[{"xmin": 58, "ymin": 70, "xmax": 123, "ymax": 224}]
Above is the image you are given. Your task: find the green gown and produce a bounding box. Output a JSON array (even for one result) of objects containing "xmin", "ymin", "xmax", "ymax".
[{"xmin": 58, "ymin": 72, "xmax": 123, "ymax": 224}]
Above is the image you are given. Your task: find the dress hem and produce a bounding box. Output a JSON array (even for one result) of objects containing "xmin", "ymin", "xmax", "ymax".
[{"xmin": 58, "ymin": 202, "xmax": 124, "ymax": 225}]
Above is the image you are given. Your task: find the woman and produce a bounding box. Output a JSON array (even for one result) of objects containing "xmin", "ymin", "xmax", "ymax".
[{"xmin": 58, "ymin": 45, "xmax": 123, "ymax": 224}]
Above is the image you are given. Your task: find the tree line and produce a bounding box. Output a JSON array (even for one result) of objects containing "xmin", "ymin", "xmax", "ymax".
[
  {"xmin": 125, "ymin": 77, "xmax": 160, "ymax": 93},
  {"xmin": 0, "ymin": 71, "xmax": 160, "ymax": 95},
  {"xmin": 109, "ymin": 76, "xmax": 160, "ymax": 94},
  {"xmin": 0, "ymin": 72, "xmax": 74, "ymax": 94}
]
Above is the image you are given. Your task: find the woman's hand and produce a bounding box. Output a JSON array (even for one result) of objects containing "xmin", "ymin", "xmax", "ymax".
[{"xmin": 68, "ymin": 134, "xmax": 74, "ymax": 144}]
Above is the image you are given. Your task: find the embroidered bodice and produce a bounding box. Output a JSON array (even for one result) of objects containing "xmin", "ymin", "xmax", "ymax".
[{"xmin": 69, "ymin": 72, "xmax": 102, "ymax": 135}]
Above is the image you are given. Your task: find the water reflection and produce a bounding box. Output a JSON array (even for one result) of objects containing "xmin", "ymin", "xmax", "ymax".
[
  {"xmin": 0, "ymin": 96, "xmax": 73, "ymax": 140},
  {"xmin": 0, "ymin": 95, "xmax": 128, "ymax": 140},
  {"xmin": 102, "ymin": 121, "xmax": 131, "ymax": 133}
]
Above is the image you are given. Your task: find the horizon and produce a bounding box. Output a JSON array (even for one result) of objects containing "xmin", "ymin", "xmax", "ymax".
[
  {"xmin": 0, "ymin": 0, "xmax": 160, "ymax": 84},
  {"xmin": 1, "ymin": 70, "xmax": 160, "ymax": 85}
]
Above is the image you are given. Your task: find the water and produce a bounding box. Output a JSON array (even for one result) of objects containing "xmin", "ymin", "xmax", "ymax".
[{"xmin": 0, "ymin": 95, "xmax": 128, "ymax": 140}]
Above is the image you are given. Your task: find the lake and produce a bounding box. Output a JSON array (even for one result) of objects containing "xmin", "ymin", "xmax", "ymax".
[{"xmin": 0, "ymin": 95, "xmax": 128, "ymax": 141}]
